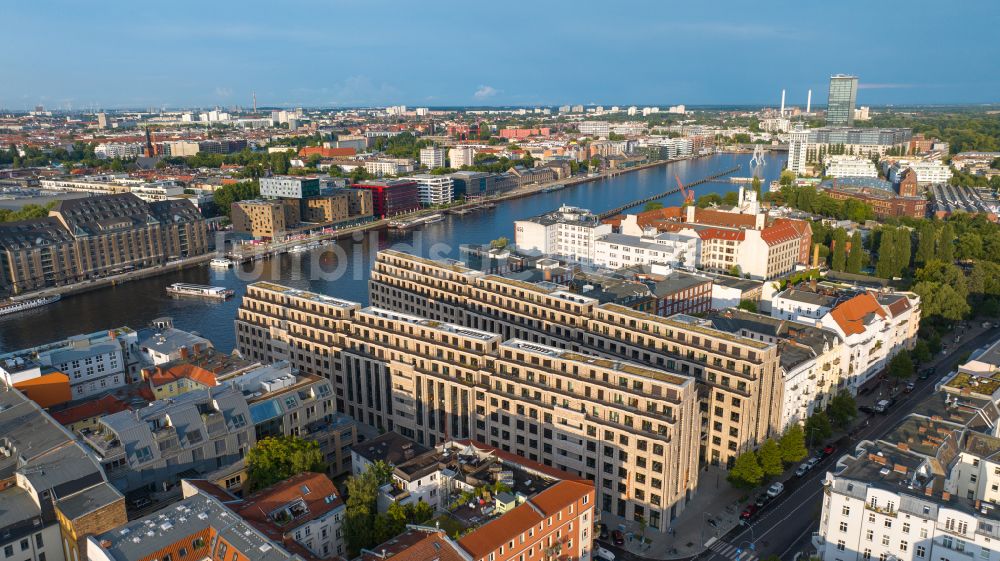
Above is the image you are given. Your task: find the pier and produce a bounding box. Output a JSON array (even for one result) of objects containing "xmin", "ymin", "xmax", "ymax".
[{"xmin": 596, "ymin": 165, "xmax": 740, "ymax": 219}]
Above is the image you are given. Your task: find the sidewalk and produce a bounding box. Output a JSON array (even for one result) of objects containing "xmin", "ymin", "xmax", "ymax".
[{"xmin": 601, "ymin": 466, "xmax": 747, "ymax": 560}]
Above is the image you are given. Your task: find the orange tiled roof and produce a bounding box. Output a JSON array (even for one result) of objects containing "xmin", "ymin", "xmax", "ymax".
[
  {"xmin": 692, "ymin": 208, "xmax": 759, "ymax": 228},
  {"xmin": 147, "ymin": 363, "xmax": 218, "ymax": 388},
  {"xmin": 362, "ymin": 530, "xmax": 466, "ymax": 561},
  {"xmin": 50, "ymin": 394, "xmax": 129, "ymax": 425},
  {"xmin": 760, "ymin": 221, "xmax": 801, "ymax": 246},
  {"xmin": 298, "ymin": 146, "xmax": 357, "ymax": 158},
  {"xmin": 829, "ymin": 292, "xmax": 886, "ymax": 335},
  {"xmin": 697, "ymin": 227, "xmax": 745, "ymax": 241},
  {"xmin": 235, "ymin": 472, "xmax": 343, "ymax": 538},
  {"xmin": 458, "ymin": 480, "xmax": 592, "ymax": 559}
]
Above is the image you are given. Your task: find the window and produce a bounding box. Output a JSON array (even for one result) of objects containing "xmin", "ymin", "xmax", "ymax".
[
  {"xmin": 915, "ymin": 545, "xmax": 925, "ymax": 558},
  {"xmin": 836, "ymin": 540, "xmax": 845, "ymax": 551},
  {"xmin": 865, "ymin": 529, "xmax": 873, "ymax": 541},
  {"xmin": 902, "ymin": 522, "xmax": 909, "ymax": 534},
  {"xmin": 839, "ymin": 522, "xmax": 848, "ymax": 532},
  {"xmin": 842, "ymin": 505, "xmax": 850, "ymax": 516},
  {"xmin": 862, "ymin": 549, "xmax": 871, "ymax": 560},
  {"xmin": 899, "ymin": 540, "xmax": 908, "ymax": 552}
]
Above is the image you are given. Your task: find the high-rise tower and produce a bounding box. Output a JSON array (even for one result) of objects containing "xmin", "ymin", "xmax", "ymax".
[{"xmin": 827, "ymin": 75, "xmax": 858, "ymax": 126}]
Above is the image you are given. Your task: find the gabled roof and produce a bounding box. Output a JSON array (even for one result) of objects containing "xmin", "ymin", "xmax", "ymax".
[
  {"xmin": 829, "ymin": 292, "xmax": 886, "ymax": 335},
  {"xmin": 235, "ymin": 472, "xmax": 344, "ymax": 537},
  {"xmin": 50, "ymin": 394, "xmax": 130, "ymax": 426}
]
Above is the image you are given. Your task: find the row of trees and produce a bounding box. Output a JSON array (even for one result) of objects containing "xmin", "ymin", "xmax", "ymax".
[
  {"xmin": 828, "ymin": 228, "xmax": 866, "ymax": 274},
  {"xmin": 729, "ymin": 392, "xmax": 857, "ymax": 489},
  {"xmin": 0, "ymin": 202, "xmax": 55, "ymax": 223},
  {"xmin": 767, "ymin": 183, "xmax": 875, "ymax": 223},
  {"xmin": 344, "ymin": 460, "xmax": 434, "ymax": 558},
  {"xmin": 212, "ymin": 180, "xmax": 260, "ymax": 218}
]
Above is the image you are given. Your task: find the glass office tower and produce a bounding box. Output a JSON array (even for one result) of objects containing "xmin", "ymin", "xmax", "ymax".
[{"xmin": 827, "ymin": 75, "xmax": 858, "ymax": 126}]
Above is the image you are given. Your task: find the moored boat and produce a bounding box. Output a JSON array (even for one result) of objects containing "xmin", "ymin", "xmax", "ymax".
[
  {"xmin": 165, "ymin": 283, "xmax": 234, "ymax": 299},
  {"xmin": 0, "ymin": 294, "xmax": 61, "ymax": 316}
]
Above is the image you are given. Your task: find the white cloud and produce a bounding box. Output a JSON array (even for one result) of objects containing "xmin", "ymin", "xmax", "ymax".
[
  {"xmin": 215, "ymin": 86, "xmax": 233, "ymax": 98},
  {"xmin": 474, "ymin": 85, "xmax": 499, "ymax": 99}
]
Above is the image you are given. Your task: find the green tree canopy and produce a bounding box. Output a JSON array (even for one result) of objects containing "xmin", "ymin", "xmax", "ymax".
[
  {"xmin": 727, "ymin": 450, "xmax": 764, "ymax": 488},
  {"xmin": 888, "ymin": 351, "xmax": 914, "ymax": 381},
  {"xmin": 804, "ymin": 411, "xmax": 833, "ymax": 445},
  {"xmin": 758, "ymin": 438, "xmax": 783, "ymax": 478},
  {"xmin": 827, "ymin": 391, "xmax": 858, "ymax": 429},
  {"xmin": 911, "ymin": 340, "xmax": 932, "ymax": 364},
  {"xmin": 778, "ymin": 424, "xmax": 808, "ymax": 464},
  {"xmin": 831, "ymin": 228, "xmax": 847, "ymax": 272},
  {"xmin": 246, "ymin": 436, "xmax": 326, "ymax": 492},
  {"xmin": 846, "ymin": 230, "xmax": 865, "ymax": 273},
  {"xmin": 644, "ymin": 202, "xmax": 664, "ymax": 212}
]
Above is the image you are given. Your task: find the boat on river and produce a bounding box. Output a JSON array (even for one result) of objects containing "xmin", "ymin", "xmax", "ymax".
[
  {"xmin": 0, "ymin": 294, "xmax": 61, "ymax": 316},
  {"xmin": 166, "ymin": 283, "xmax": 233, "ymax": 299}
]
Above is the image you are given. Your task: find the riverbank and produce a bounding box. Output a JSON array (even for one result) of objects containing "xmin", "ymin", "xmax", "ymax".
[{"xmin": 0, "ymin": 154, "xmax": 698, "ymax": 305}]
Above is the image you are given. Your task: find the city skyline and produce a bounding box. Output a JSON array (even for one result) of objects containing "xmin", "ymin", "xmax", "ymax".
[{"xmin": 4, "ymin": 0, "xmax": 999, "ymax": 110}]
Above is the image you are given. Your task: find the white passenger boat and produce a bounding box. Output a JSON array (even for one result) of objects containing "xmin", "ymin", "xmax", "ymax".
[
  {"xmin": 209, "ymin": 258, "xmax": 234, "ymax": 268},
  {"xmin": 166, "ymin": 283, "xmax": 234, "ymax": 299},
  {"xmin": 0, "ymin": 294, "xmax": 61, "ymax": 316}
]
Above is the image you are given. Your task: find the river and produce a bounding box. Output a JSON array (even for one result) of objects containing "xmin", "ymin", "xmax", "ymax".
[{"xmin": 0, "ymin": 152, "xmax": 785, "ymax": 352}]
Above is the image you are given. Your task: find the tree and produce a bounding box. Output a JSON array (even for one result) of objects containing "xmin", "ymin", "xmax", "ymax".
[
  {"xmin": 831, "ymin": 228, "xmax": 847, "ymax": 272},
  {"xmin": 758, "ymin": 439, "xmax": 783, "ymax": 477},
  {"xmin": 846, "ymin": 231, "xmax": 865, "ymax": 273},
  {"xmin": 827, "ymin": 392, "xmax": 858, "ymax": 429},
  {"xmin": 727, "ymin": 451, "xmax": 764, "ymax": 488},
  {"xmin": 491, "ymin": 236, "xmax": 509, "ymax": 249},
  {"xmin": 894, "ymin": 227, "xmax": 912, "ymax": 275},
  {"xmin": 737, "ymin": 299, "xmax": 758, "ymax": 313},
  {"xmin": 804, "ymin": 411, "xmax": 833, "ymax": 446},
  {"xmin": 751, "ymin": 176, "xmax": 762, "ymax": 199},
  {"xmin": 957, "ymin": 232, "xmax": 984, "ymax": 261},
  {"xmin": 911, "ymin": 340, "xmax": 932, "ymax": 364},
  {"xmin": 916, "ymin": 222, "xmax": 936, "ymax": 266},
  {"xmin": 875, "ymin": 227, "xmax": 897, "ymax": 279},
  {"xmin": 344, "ymin": 460, "xmax": 394, "ymax": 557},
  {"xmin": 888, "ymin": 351, "xmax": 914, "ymax": 381},
  {"xmin": 644, "ymin": 202, "xmax": 664, "ymax": 212},
  {"xmin": 778, "ymin": 425, "xmax": 808, "ymax": 464},
  {"xmin": 246, "ymin": 436, "xmax": 326, "ymax": 491},
  {"xmin": 937, "ymin": 222, "xmax": 955, "ymax": 263}
]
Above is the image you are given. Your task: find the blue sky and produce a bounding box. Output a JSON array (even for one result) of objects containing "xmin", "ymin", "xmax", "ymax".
[{"xmin": 4, "ymin": 0, "xmax": 998, "ymax": 110}]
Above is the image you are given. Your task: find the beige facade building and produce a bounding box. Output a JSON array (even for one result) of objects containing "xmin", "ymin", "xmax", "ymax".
[
  {"xmin": 302, "ymin": 194, "xmax": 349, "ymax": 224},
  {"xmin": 230, "ymin": 199, "xmax": 299, "ymax": 239},
  {"xmin": 235, "ymin": 281, "xmax": 701, "ymax": 531},
  {"xmin": 0, "ymin": 194, "xmax": 208, "ymax": 295}
]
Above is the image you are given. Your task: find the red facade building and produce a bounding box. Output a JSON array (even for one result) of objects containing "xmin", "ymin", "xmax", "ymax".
[{"xmin": 352, "ymin": 180, "xmax": 421, "ymax": 217}]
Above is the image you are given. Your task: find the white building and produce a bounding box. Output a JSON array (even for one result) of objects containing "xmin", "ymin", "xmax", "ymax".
[
  {"xmin": 128, "ymin": 181, "xmax": 185, "ymax": 202},
  {"xmin": 0, "ymin": 328, "xmax": 140, "ymax": 400},
  {"xmin": 593, "ymin": 230, "xmax": 700, "ymax": 270},
  {"xmin": 405, "ymin": 174, "xmax": 454, "ymax": 206},
  {"xmin": 825, "ymin": 155, "xmax": 878, "ymax": 178},
  {"xmin": 577, "ymin": 121, "xmax": 611, "ymax": 136},
  {"xmin": 772, "ymin": 288, "xmax": 841, "ymax": 322},
  {"xmin": 448, "ymin": 146, "xmax": 475, "ymax": 169},
  {"xmin": 816, "ymin": 391, "xmax": 1000, "ymax": 561},
  {"xmin": 94, "ymin": 142, "xmax": 145, "ymax": 160},
  {"xmin": 419, "ymin": 147, "xmax": 445, "ymax": 169},
  {"xmin": 514, "ymin": 205, "xmax": 612, "ymax": 264},
  {"xmin": 887, "ymin": 160, "xmax": 953, "ymax": 185},
  {"xmin": 787, "ymin": 126, "xmax": 811, "ymax": 174},
  {"xmin": 364, "ymin": 158, "xmax": 416, "ymax": 176}
]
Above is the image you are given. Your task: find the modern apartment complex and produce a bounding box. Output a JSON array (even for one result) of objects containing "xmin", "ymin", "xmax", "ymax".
[
  {"xmin": 787, "ymin": 126, "xmax": 913, "ymax": 174},
  {"xmin": 405, "ymin": 174, "xmax": 455, "ymax": 206},
  {"xmin": 235, "ymin": 279, "xmax": 707, "ymax": 530},
  {"xmin": 825, "ymin": 155, "xmax": 878, "ymax": 178},
  {"xmin": 0, "ymin": 194, "xmax": 208, "ymax": 295},
  {"xmin": 364, "ymin": 250, "xmax": 783, "ymax": 470},
  {"xmin": 419, "ymin": 146, "xmax": 446, "ymax": 169},
  {"xmin": 352, "ymin": 180, "xmax": 421, "ymax": 217}
]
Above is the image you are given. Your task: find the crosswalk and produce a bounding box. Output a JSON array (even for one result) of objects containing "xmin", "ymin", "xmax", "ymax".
[{"xmin": 707, "ymin": 539, "xmax": 759, "ymax": 561}]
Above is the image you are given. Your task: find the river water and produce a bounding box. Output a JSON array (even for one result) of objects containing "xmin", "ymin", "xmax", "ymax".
[{"xmin": 0, "ymin": 153, "xmax": 785, "ymax": 352}]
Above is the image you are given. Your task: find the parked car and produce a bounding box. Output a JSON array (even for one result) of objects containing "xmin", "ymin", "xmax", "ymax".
[
  {"xmin": 807, "ymin": 457, "xmax": 821, "ymax": 469},
  {"xmin": 595, "ymin": 546, "xmax": 616, "ymax": 561},
  {"xmin": 740, "ymin": 504, "xmax": 759, "ymax": 521},
  {"xmin": 754, "ymin": 494, "xmax": 772, "ymax": 508},
  {"xmin": 766, "ymin": 482, "xmax": 785, "ymax": 498},
  {"xmin": 795, "ymin": 463, "xmax": 811, "ymax": 477},
  {"xmin": 919, "ymin": 368, "xmax": 934, "ymax": 380},
  {"xmin": 859, "ymin": 405, "xmax": 875, "ymax": 414},
  {"xmin": 874, "ymin": 399, "xmax": 893, "ymax": 414},
  {"xmin": 599, "ymin": 523, "xmax": 609, "ymax": 540},
  {"xmin": 822, "ymin": 445, "xmax": 837, "ymax": 458},
  {"xmin": 612, "ymin": 530, "xmax": 625, "ymax": 546},
  {"xmin": 904, "ymin": 381, "xmax": 916, "ymax": 393}
]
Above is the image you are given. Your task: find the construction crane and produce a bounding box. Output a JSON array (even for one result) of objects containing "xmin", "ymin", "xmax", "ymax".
[{"xmin": 675, "ymin": 174, "xmax": 695, "ymax": 205}]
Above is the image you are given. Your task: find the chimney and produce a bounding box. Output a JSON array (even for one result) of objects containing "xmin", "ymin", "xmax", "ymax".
[
  {"xmin": 942, "ymin": 491, "xmax": 951, "ymax": 501},
  {"xmin": 108, "ymin": 330, "xmax": 117, "ymax": 340},
  {"xmin": 180, "ymin": 346, "xmax": 190, "ymax": 360},
  {"xmin": 925, "ymin": 486, "xmax": 934, "ymax": 497},
  {"xmin": 544, "ymin": 268, "xmax": 552, "ymax": 281}
]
